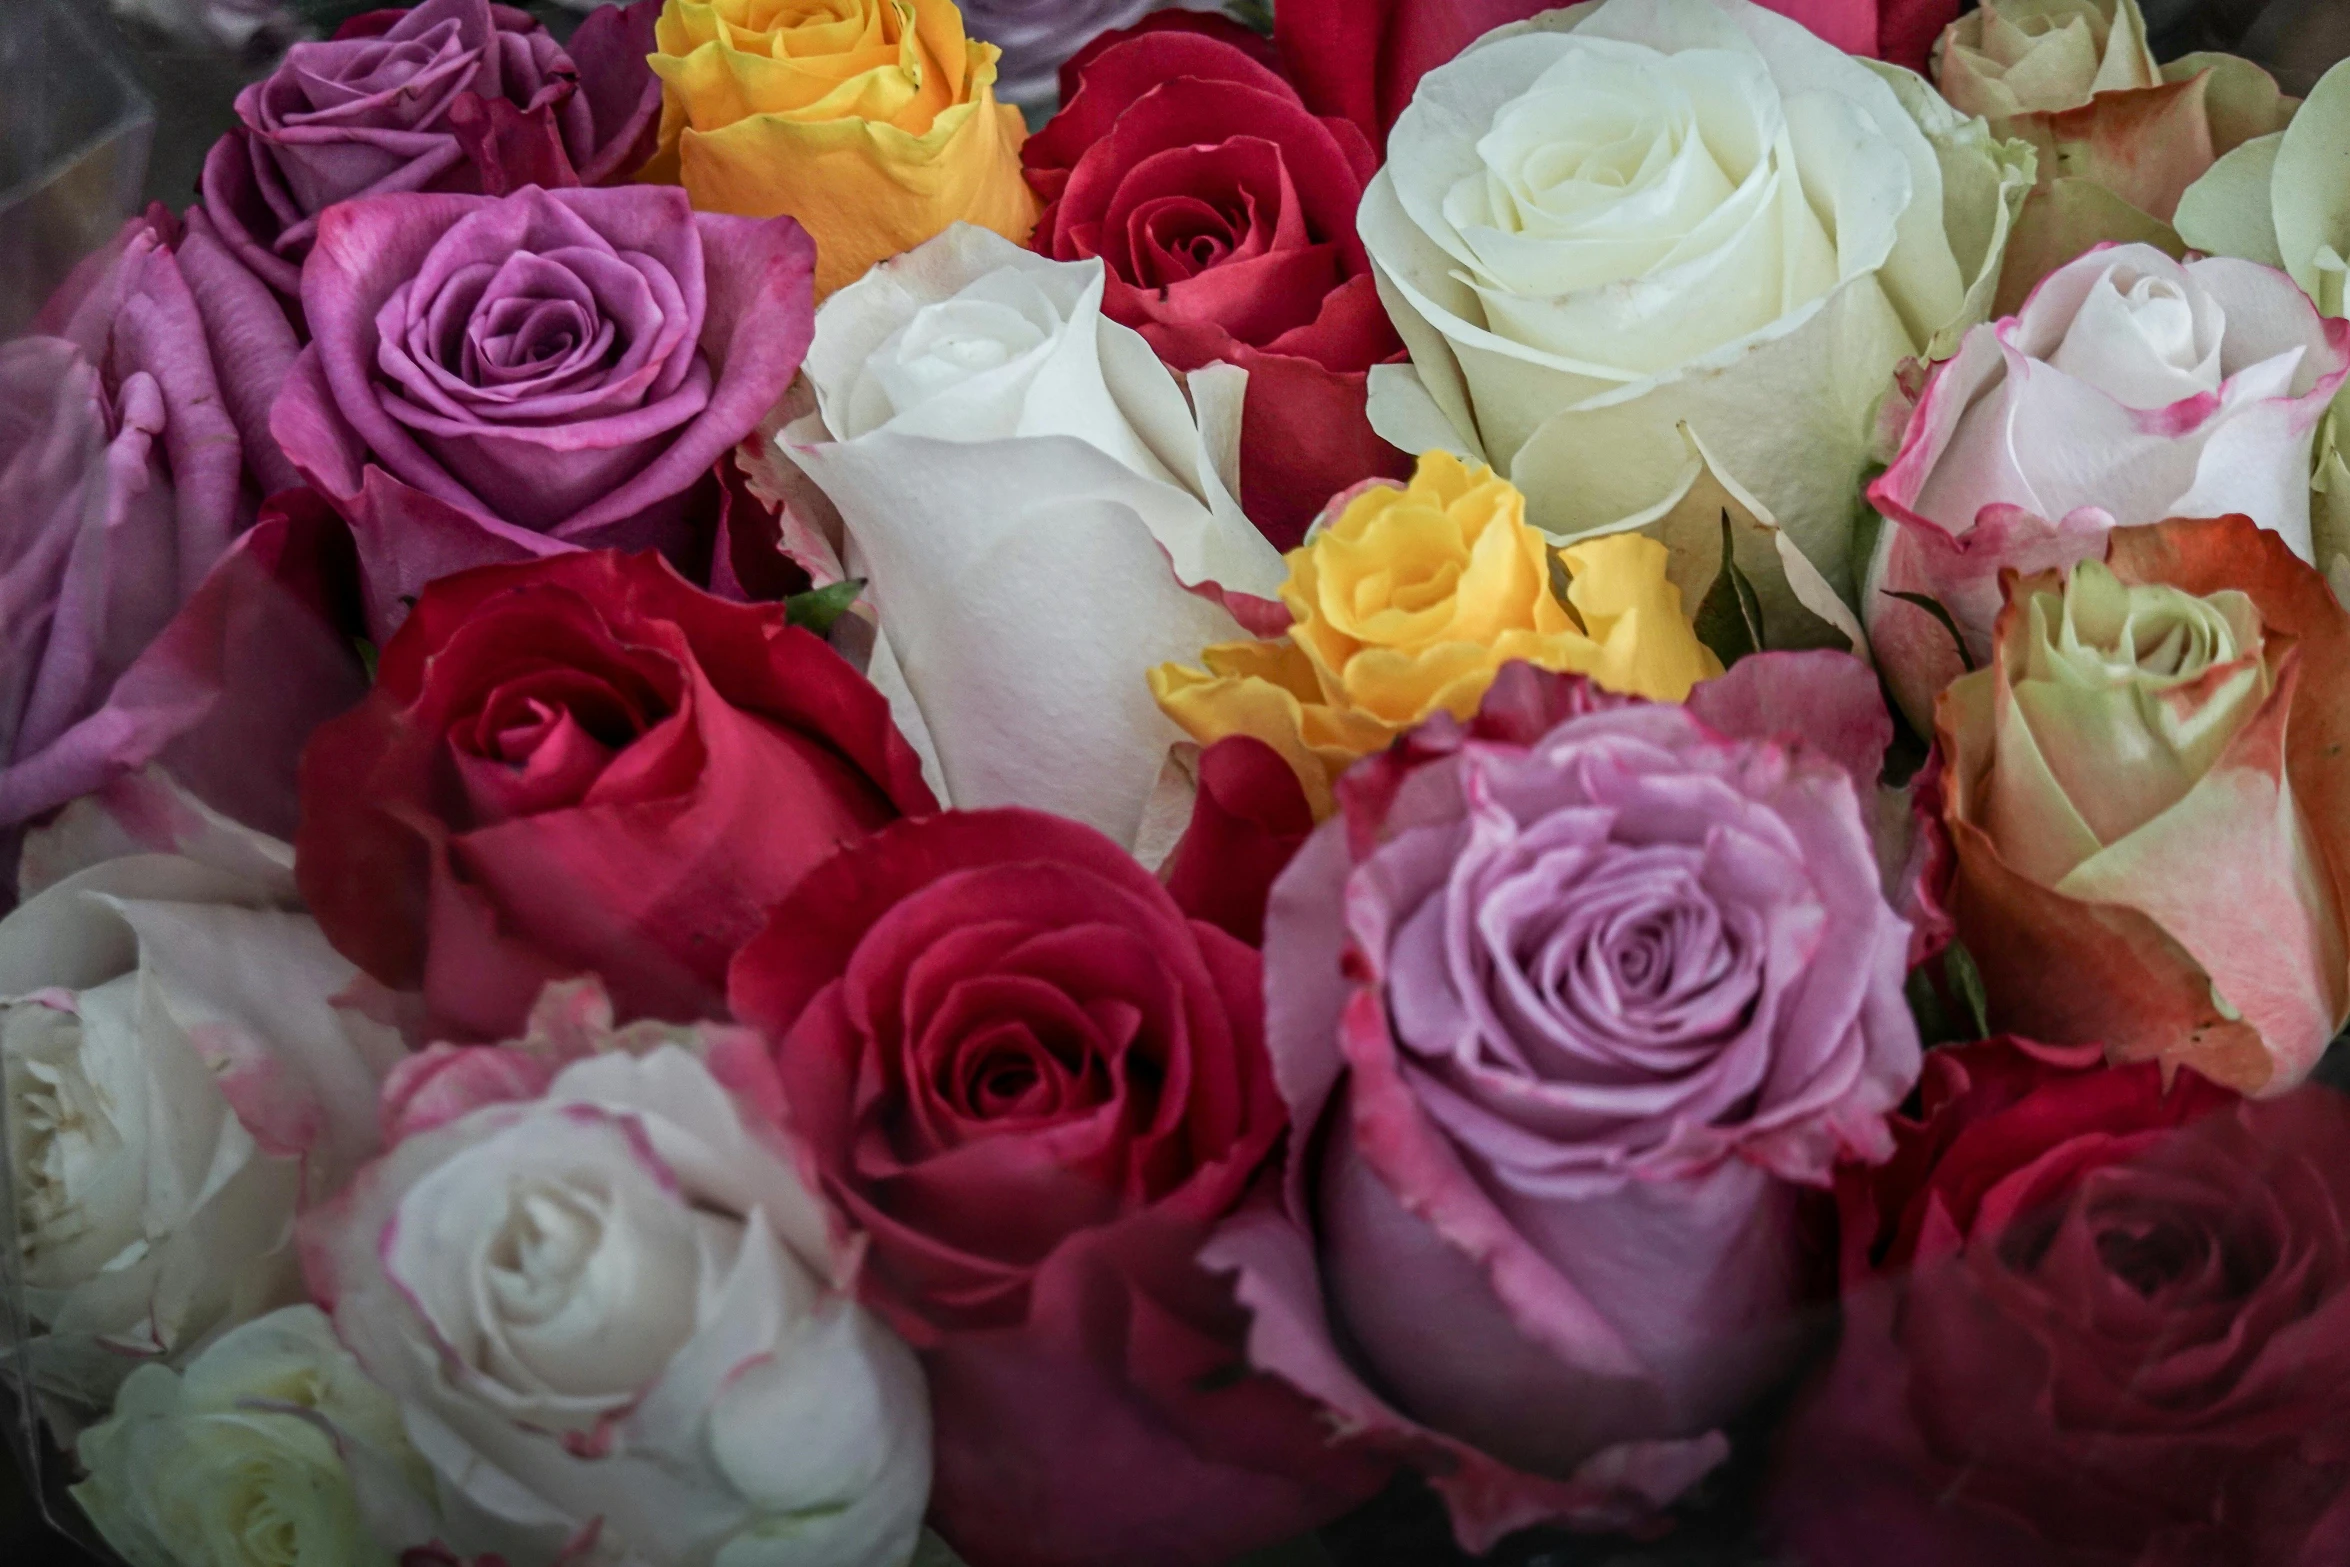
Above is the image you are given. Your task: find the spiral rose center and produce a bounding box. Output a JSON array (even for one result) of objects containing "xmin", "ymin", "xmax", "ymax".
[
  {"xmin": 3, "ymin": 1001, "xmax": 135, "ymax": 1280},
  {"xmin": 2048, "ymin": 264, "xmax": 2227, "ymax": 409}
]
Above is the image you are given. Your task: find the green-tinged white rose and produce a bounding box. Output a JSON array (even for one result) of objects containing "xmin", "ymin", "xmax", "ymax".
[
  {"xmin": 72, "ymin": 1306, "xmax": 421, "ymax": 1567},
  {"xmin": 1934, "ymin": 0, "xmax": 2157, "ymax": 120},
  {"xmin": 1979, "ymin": 563, "xmax": 2272, "ymax": 889},
  {"xmin": 1360, "ymin": 0, "xmax": 2032, "ymax": 616},
  {"xmin": 1, "ymin": 773, "xmax": 399, "ymax": 1425},
  {"xmin": 2180, "ymin": 56, "xmax": 2350, "ymax": 591}
]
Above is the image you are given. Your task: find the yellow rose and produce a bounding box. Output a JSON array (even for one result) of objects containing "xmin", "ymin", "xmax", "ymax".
[
  {"xmin": 648, "ymin": 0, "xmax": 1039, "ymax": 296},
  {"xmin": 1151, "ymin": 452, "xmax": 1718, "ymax": 816}
]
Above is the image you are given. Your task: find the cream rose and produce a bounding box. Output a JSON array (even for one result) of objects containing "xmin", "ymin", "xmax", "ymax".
[
  {"xmin": 1934, "ymin": 0, "xmax": 2157, "ymax": 120},
  {"xmin": 1361, "ymin": 0, "xmax": 2030, "ymax": 613},
  {"xmin": 305, "ymin": 1043, "xmax": 932, "ymax": 1567},
  {"xmin": 1, "ymin": 774, "xmax": 396, "ymax": 1422},
  {"xmin": 1864, "ymin": 243, "xmax": 2350, "ymax": 728},
  {"xmin": 780, "ymin": 223, "xmax": 1282, "ymax": 856},
  {"xmin": 72, "ymin": 1306, "xmax": 422, "ymax": 1567}
]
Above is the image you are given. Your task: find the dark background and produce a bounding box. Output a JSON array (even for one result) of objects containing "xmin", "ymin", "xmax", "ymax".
[{"xmin": 9, "ymin": 0, "xmax": 2350, "ymax": 1563}]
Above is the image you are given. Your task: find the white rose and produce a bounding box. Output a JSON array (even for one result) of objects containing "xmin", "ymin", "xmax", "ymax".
[
  {"xmin": 1, "ymin": 772, "xmax": 396, "ymax": 1422},
  {"xmin": 72, "ymin": 1305, "xmax": 423, "ymax": 1567},
  {"xmin": 1361, "ymin": 0, "xmax": 2031, "ymax": 612},
  {"xmin": 306, "ymin": 1044, "xmax": 931, "ymax": 1567},
  {"xmin": 780, "ymin": 223, "xmax": 1285, "ymax": 857},
  {"xmin": 1863, "ymin": 243, "xmax": 2350, "ymax": 727}
]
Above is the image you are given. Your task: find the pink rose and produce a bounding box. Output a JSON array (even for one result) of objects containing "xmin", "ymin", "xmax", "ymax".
[
  {"xmin": 3, "ymin": 209, "xmax": 361, "ymax": 845},
  {"xmin": 1865, "ymin": 243, "xmax": 2350, "ymax": 728},
  {"xmin": 1209, "ymin": 655, "xmax": 1920, "ymax": 1551}
]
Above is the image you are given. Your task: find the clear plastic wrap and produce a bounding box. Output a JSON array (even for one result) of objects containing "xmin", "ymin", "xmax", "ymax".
[{"xmin": 0, "ymin": 0, "xmax": 154, "ymax": 339}]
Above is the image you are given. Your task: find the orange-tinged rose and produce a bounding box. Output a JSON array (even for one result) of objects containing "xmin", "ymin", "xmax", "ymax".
[
  {"xmin": 648, "ymin": 0, "xmax": 1038, "ymax": 296},
  {"xmin": 1936, "ymin": 515, "xmax": 2350, "ymax": 1095}
]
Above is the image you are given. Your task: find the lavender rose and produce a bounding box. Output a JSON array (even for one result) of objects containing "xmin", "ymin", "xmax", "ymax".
[
  {"xmin": 269, "ymin": 184, "xmax": 815, "ymax": 631},
  {"xmin": 1207, "ymin": 656, "xmax": 1921, "ymax": 1553},
  {"xmin": 963, "ymin": 0, "xmax": 1224, "ymax": 107},
  {"xmin": 3, "ymin": 209, "xmax": 359, "ymax": 840},
  {"xmin": 199, "ymin": 0, "xmax": 663, "ymax": 299}
]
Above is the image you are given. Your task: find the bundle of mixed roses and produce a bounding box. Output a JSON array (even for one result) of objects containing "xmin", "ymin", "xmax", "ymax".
[{"xmin": 7, "ymin": 0, "xmax": 2350, "ymax": 1564}]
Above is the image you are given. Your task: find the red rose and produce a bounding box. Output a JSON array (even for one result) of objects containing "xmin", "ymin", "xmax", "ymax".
[
  {"xmin": 294, "ymin": 550, "xmax": 933, "ymax": 1038},
  {"xmin": 1160, "ymin": 735, "xmax": 1313, "ymax": 947},
  {"xmin": 1023, "ymin": 17, "xmax": 1410, "ymax": 548},
  {"xmin": 1769, "ymin": 1037, "xmax": 2350, "ymax": 1567},
  {"xmin": 720, "ymin": 808, "xmax": 1389, "ymax": 1567},
  {"xmin": 1277, "ymin": 0, "xmax": 1962, "ymax": 153}
]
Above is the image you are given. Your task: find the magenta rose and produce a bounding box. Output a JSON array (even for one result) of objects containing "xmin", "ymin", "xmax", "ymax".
[
  {"xmin": 1023, "ymin": 16, "xmax": 1408, "ymax": 547},
  {"xmin": 1208, "ymin": 654, "xmax": 1921, "ymax": 1552},
  {"xmin": 200, "ymin": 0, "xmax": 662, "ymax": 299},
  {"xmin": 2, "ymin": 208, "xmax": 362, "ymax": 843},
  {"xmin": 721, "ymin": 807, "xmax": 1392, "ymax": 1567},
  {"xmin": 1769, "ymin": 1038, "xmax": 2350, "ymax": 1567},
  {"xmin": 269, "ymin": 183, "xmax": 815, "ymax": 634}
]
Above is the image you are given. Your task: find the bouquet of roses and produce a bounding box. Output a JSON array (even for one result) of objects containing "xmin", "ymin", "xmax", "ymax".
[{"xmin": 6, "ymin": 0, "xmax": 2350, "ymax": 1563}]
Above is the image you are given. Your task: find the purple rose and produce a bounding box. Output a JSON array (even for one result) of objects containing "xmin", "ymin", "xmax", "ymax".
[
  {"xmin": 269, "ymin": 183, "xmax": 816, "ymax": 632},
  {"xmin": 199, "ymin": 0, "xmax": 663, "ymax": 298},
  {"xmin": 962, "ymin": 0, "xmax": 1224, "ymax": 105},
  {"xmin": 2, "ymin": 208, "xmax": 357, "ymax": 842},
  {"xmin": 1206, "ymin": 655, "xmax": 1922, "ymax": 1553}
]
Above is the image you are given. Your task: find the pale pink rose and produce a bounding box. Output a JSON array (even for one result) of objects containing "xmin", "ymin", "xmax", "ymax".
[{"xmin": 1864, "ymin": 242, "xmax": 2350, "ymax": 728}]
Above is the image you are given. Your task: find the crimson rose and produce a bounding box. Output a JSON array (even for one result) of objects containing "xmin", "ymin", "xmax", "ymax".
[
  {"xmin": 295, "ymin": 550, "xmax": 933, "ymax": 1039},
  {"xmin": 721, "ymin": 808, "xmax": 1389, "ymax": 1567},
  {"xmin": 1023, "ymin": 16, "xmax": 1409, "ymax": 546},
  {"xmin": 1770, "ymin": 1037, "xmax": 2350, "ymax": 1567}
]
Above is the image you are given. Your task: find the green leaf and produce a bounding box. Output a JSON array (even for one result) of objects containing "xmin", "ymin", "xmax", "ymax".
[
  {"xmin": 353, "ymin": 638, "xmax": 378, "ymax": 684},
  {"xmin": 1882, "ymin": 589, "xmax": 1977, "ymax": 673},
  {"xmin": 784, "ymin": 579, "xmax": 865, "ymax": 636},
  {"xmin": 1945, "ymin": 940, "xmax": 1991, "ymax": 1039},
  {"xmin": 1692, "ymin": 510, "xmax": 1766, "ymax": 667},
  {"xmin": 1224, "ymin": 0, "xmax": 1275, "ymax": 36}
]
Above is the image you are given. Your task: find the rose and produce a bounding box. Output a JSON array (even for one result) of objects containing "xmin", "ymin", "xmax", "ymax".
[
  {"xmin": 719, "ymin": 806, "xmax": 1389, "ymax": 1567},
  {"xmin": 1767, "ymin": 1038, "xmax": 2350, "ymax": 1567},
  {"xmin": 1151, "ymin": 451, "xmax": 1719, "ymax": 818},
  {"xmin": 267, "ymin": 183, "xmax": 815, "ymax": 634},
  {"xmin": 293, "ymin": 549, "xmax": 935, "ymax": 1042},
  {"xmin": 2180, "ymin": 57, "xmax": 2350, "ymax": 585},
  {"xmin": 71, "ymin": 1306, "xmax": 424, "ymax": 1567},
  {"xmin": 1360, "ymin": 0, "xmax": 2030, "ymax": 619},
  {"xmin": 1159, "ymin": 735, "xmax": 1315, "ymax": 947},
  {"xmin": 1949, "ymin": 1, "xmax": 2299, "ymax": 315},
  {"xmin": 1206, "ymin": 653, "xmax": 1920, "ymax": 1551},
  {"xmin": 303, "ymin": 1039, "xmax": 932, "ymax": 1567},
  {"xmin": 1275, "ymin": 0, "xmax": 1963, "ymax": 153},
  {"xmin": 1864, "ymin": 243, "xmax": 2350, "ymax": 729},
  {"xmin": 198, "ymin": 0, "xmax": 664, "ymax": 300},
  {"xmin": 1936, "ymin": 517, "xmax": 2350, "ymax": 1096},
  {"xmin": 645, "ymin": 0, "xmax": 1037, "ymax": 299},
  {"xmin": 963, "ymin": 0, "xmax": 1229, "ymax": 108},
  {"xmin": 0, "ymin": 779, "xmax": 397, "ymax": 1422},
  {"xmin": 1934, "ymin": 0, "xmax": 2160, "ymax": 120},
  {"xmin": 779, "ymin": 223, "xmax": 1282, "ymax": 854},
  {"xmin": 1022, "ymin": 16, "xmax": 1410, "ymax": 546},
  {"xmin": 2, "ymin": 211, "xmax": 368, "ymax": 840}
]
